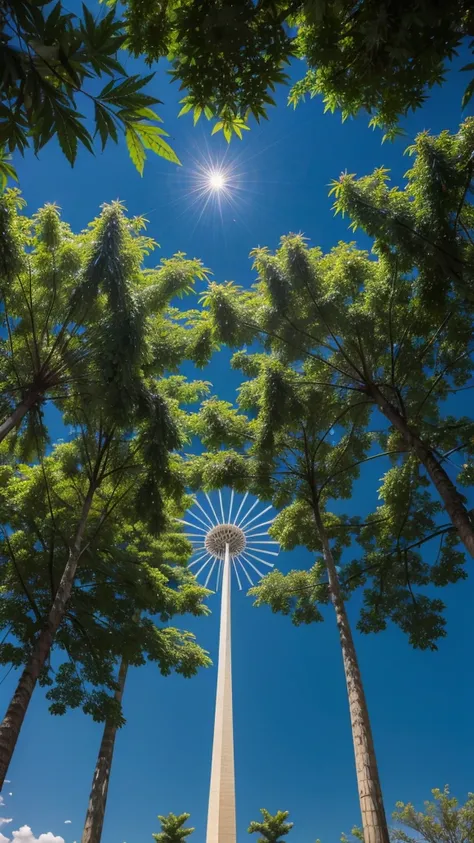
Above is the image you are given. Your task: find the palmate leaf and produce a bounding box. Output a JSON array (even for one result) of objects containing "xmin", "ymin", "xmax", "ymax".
[
  {"xmin": 134, "ymin": 124, "xmax": 180, "ymax": 166},
  {"xmin": 55, "ymin": 108, "xmax": 78, "ymax": 165},
  {"xmin": 210, "ymin": 115, "xmax": 250, "ymax": 142},
  {"xmin": 125, "ymin": 122, "xmax": 180, "ymax": 174}
]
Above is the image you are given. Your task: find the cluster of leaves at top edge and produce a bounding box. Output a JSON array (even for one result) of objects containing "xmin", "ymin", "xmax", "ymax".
[
  {"xmin": 121, "ymin": 0, "xmax": 474, "ymax": 143},
  {"xmin": 3, "ymin": 0, "xmax": 474, "ymax": 180},
  {"xmin": 0, "ymin": 0, "xmax": 180, "ymax": 177}
]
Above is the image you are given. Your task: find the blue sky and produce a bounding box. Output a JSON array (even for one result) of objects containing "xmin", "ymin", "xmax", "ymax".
[{"xmin": 1, "ymin": 32, "xmax": 474, "ymax": 843}]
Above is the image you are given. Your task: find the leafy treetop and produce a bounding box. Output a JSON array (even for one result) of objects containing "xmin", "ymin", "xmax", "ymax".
[
  {"xmin": 391, "ymin": 786, "xmax": 474, "ymax": 843},
  {"xmin": 153, "ymin": 813, "xmax": 195, "ymax": 843},
  {"xmin": 0, "ymin": 191, "xmax": 213, "ymax": 461},
  {"xmin": 248, "ymin": 809, "xmax": 294, "ymax": 843}
]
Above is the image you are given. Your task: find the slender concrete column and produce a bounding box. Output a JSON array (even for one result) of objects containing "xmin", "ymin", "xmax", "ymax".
[{"xmin": 206, "ymin": 544, "xmax": 236, "ymax": 843}]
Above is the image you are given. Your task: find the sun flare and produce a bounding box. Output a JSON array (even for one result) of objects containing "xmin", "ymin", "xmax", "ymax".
[
  {"xmin": 181, "ymin": 153, "xmax": 245, "ymax": 227},
  {"xmin": 208, "ymin": 170, "xmax": 226, "ymax": 191}
]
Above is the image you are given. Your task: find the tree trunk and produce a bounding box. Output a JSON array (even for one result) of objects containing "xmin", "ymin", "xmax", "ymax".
[
  {"xmin": 0, "ymin": 485, "xmax": 95, "ymax": 787},
  {"xmin": 81, "ymin": 659, "xmax": 129, "ymax": 843},
  {"xmin": 0, "ymin": 388, "xmax": 42, "ymax": 443},
  {"xmin": 368, "ymin": 383, "xmax": 474, "ymax": 558},
  {"xmin": 313, "ymin": 502, "xmax": 389, "ymax": 843}
]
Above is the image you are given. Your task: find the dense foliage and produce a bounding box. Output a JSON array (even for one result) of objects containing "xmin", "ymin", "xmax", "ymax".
[
  {"xmin": 153, "ymin": 813, "xmax": 195, "ymax": 843},
  {"xmin": 344, "ymin": 786, "xmax": 474, "ymax": 843},
  {"xmin": 0, "ymin": 191, "xmax": 211, "ymax": 463},
  {"xmin": 391, "ymin": 786, "xmax": 474, "ymax": 843},
  {"xmin": 0, "ymin": 0, "xmax": 180, "ymax": 173},
  {"xmin": 0, "ymin": 449, "xmax": 210, "ymax": 721},
  {"xmin": 0, "ymin": 195, "xmax": 214, "ymax": 788},
  {"xmin": 120, "ymin": 0, "xmax": 474, "ymax": 141},
  {"xmin": 2, "ymin": 0, "xmax": 474, "ymax": 169},
  {"xmin": 248, "ymin": 809, "xmax": 293, "ymax": 843}
]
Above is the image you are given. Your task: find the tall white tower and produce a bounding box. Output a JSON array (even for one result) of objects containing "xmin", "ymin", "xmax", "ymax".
[
  {"xmin": 206, "ymin": 538, "xmax": 237, "ymax": 843},
  {"xmin": 180, "ymin": 492, "xmax": 279, "ymax": 843}
]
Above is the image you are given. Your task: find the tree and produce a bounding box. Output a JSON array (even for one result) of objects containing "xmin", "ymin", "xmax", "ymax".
[
  {"xmin": 200, "ymin": 122, "xmax": 474, "ymax": 562},
  {"xmin": 152, "ymin": 813, "xmax": 195, "ymax": 843},
  {"xmin": 0, "ymin": 190, "xmax": 214, "ymax": 784},
  {"xmin": 0, "ymin": 0, "xmax": 179, "ymax": 173},
  {"xmin": 391, "ymin": 786, "xmax": 474, "ymax": 843},
  {"xmin": 0, "ymin": 371, "xmax": 209, "ymax": 785},
  {"xmin": 0, "ymin": 192, "xmax": 210, "ymax": 452},
  {"xmin": 248, "ymin": 809, "xmax": 293, "ymax": 843},
  {"xmin": 81, "ymin": 522, "xmax": 211, "ymax": 843},
  {"xmin": 118, "ymin": 0, "xmax": 474, "ymax": 141},
  {"xmin": 81, "ymin": 657, "xmax": 129, "ymax": 843}
]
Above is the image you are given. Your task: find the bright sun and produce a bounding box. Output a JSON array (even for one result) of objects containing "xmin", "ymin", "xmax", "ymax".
[
  {"xmin": 186, "ymin": 156, "xmax": 240, "ymax": 223},
  {"xmin": 208, "ymin": 170, "xmax": 226, "ymax": 191}
]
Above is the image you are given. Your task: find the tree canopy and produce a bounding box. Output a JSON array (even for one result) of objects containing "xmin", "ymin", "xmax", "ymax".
[
  {"xmin": 0, "ymin": 444, "xmax": 210, "ymax": 724},
  {"xmin": 248, "ymin": 809, "xmax": 294, "ymax": 843},
  {"xmin": 118, "ymin": 0, "xmax": 474, "ymax": 142},
  {"xmin": 0, "ymin": 191, "xmax": 212, "ymax": 460},
  {"xmin": 391, "ymin": 786, "xmax": 474, "ymax": 843},
  {"xmin": 2, "ymin": 0, "xmax": 474, "ymax": 176},
  {"xmin": 153, "ymin": 813, "xmax": 195, "ymax": 843}
]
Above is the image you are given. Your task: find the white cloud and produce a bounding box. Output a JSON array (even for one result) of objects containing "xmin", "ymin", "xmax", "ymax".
[
  {"xmin": 1, "ymin": 826, "xmax": 65, "ymax": 843},
  {"xmin": 0, "ymin": 822, "xmax": 12, "ymax": 829}
]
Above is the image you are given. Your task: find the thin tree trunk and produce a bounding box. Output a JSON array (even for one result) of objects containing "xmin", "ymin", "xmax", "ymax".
[
  {"xmin": 0, "ymin": 388, "xmax": 42, "ymax": 443},
  {"xmin": 368, "ymin": 383, "xmax": 474, "ymax": 557},
  {"xmin": 81, "ymin": 658, "xmax": 129, "ymax": 843},
  {"xmin": 0, "ymin": 484, "xmax": 95, "ymax": 787},
  {"xmin": 313, "ymin": 502, "xmax": 389, "ymax": 843}
]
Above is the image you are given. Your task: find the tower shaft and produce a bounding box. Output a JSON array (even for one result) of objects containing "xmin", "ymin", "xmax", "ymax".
[{"xmin": 206, "ymin": 544, "xmax": 236, "ymax": 843}]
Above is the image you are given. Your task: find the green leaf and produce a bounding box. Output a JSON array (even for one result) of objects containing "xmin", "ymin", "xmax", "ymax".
[
  {"xmin": 135, "ymin": 107, "xmax": 162, "ymax": 121},
  {"xmin": 134, "ymin": 124, "xmax": 181, "ymax": 165},
  {"xmin": 94, "ymin": 102, "xmax": 118, "ymax": 148},
  {"xmin": 193, "ymin": 106, "xmax": 202, "ymax": 125},
  {"xmin": 54, "ymin": 109, "xmax": 78, "ymax": 165},
  {"xmin": 211, "ymin": 121, "xmax": 223, "ymax": 136},
  {"xmin": 125, "ymin": 125, "xmax": 146, "ymax": 175},
  {"xmin": 178, "ymin": 99, "xmax": 193, "ymax": 117}
]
